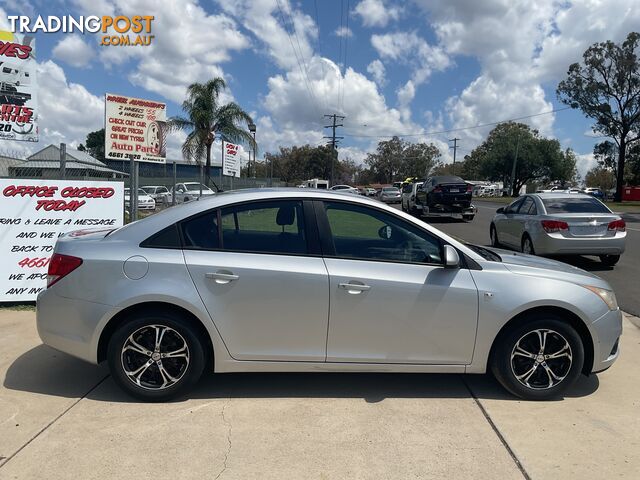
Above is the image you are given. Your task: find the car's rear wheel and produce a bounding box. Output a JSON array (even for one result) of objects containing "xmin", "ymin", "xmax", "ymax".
[
  {"xmin": 490, "ymin": 224, "xmax": 500, "ymax": 247},
  {"xmin": 107, "ymin": 312, "xmax": 205, "ymax": 401},
  {"xmin": 521, "ymin": 234, "xmax": 535, "ymax": 255},
  {"xmin": 599, "ymin": 254, "xmax": 620, "ymax": 266},
  {"xmin": 491, "ymin": 315, "xmax": 584, "ymax": 400}
]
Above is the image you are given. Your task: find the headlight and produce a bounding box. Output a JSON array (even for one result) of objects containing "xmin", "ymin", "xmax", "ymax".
[{"xmin": 582, "ymin": 285, "xmax": 618, "ymax": 310}]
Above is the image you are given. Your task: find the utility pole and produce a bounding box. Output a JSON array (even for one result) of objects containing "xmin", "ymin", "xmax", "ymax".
[
  {"xmin": 324, "ymin": 114, "xmax": 345, "ymax": 185},
  {"xmin": 449, "ymin": 138, "xmax": 459, "ymax": 175},
  {"xmin": 510, "ymin": 131, "xmax": 521, "ymax": 196}
]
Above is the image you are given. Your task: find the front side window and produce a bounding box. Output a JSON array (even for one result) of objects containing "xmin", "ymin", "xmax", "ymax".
[
  {"xmin": 505, "ymin": 198, "xmax": 524, "ymax": 214},
  {"xmin": 323, "ymin": 201, "xmax": 442, "ymax": 264},
  {"xmin": 220, "ymin": 200, "xmax": 307, "ymax": 255}
]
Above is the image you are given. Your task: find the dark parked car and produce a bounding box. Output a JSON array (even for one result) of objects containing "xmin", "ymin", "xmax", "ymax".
[{"xmin": 416, "ymin": 175, "xmax": 474, "ymax": 218}]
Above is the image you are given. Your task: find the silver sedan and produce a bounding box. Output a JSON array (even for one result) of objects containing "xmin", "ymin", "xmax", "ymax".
[
  {"xmin": 490, "ymin": 193, "xmax": 626, "ymax": 266},
  {"xmin": 37, "ymin": 189, "xmax": 622, "ymax": 401}
]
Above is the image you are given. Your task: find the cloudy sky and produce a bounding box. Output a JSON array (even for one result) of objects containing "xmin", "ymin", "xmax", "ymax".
[{"xmin": 1, "ymin": 0, "xmax": 638, "ymax": 175}]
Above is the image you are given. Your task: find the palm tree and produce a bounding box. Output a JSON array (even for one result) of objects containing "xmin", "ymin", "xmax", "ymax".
[{"xmin": 169, "ymin": 78, "xmax": 255, "ymax": 187}]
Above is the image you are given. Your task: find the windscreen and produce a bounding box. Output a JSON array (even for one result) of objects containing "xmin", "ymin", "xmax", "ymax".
[{"xmin": 542, "ymin": 197, "xmax": 610, "ymax": 214}]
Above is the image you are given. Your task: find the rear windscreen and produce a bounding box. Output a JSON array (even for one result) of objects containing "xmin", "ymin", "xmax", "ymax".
[{"xmin": 542, "ymin": 197, "xmax": 610, "ymax": 214}]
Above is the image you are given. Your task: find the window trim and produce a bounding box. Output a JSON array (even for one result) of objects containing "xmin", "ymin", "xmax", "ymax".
[{"xmin": 315, "ymin": 199, "xmax": 447, "ymax": 267}]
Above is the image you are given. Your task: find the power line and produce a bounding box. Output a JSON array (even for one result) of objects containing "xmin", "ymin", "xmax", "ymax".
[
  {"xmin": 341, "ymin": 107, "xmax": 571, "ymax": 138},
  {"xmin": 341, "ymin": 0, "xmax": 350, "ymax": 112},
  {"xmin": 313, "ymin": 0, "xmax": 329, "ymax": 109},
  {"xmin": 274, "ymin": 0, "xmax": 322, "ymax": 116},
  {"xmin": 337, "ymin": 0, "xmax": 344, "ymax": 112}
]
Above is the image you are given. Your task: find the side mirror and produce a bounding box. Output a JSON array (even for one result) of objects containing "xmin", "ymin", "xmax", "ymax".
[
  {"xmin": 496, "ymin": 207, "xmax": 504, "ymax": 214},
  {"xmin": 443, "ymin": 245, "xmax": 460, "ymax": 269}
]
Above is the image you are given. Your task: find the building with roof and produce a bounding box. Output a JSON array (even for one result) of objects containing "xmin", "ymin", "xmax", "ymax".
[{"xmin": 9, "ymin": 144, "xmax": 127, "ymax": 179}]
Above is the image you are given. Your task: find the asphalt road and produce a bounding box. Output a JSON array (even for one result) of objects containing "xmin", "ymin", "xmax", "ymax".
[{"xmin": 398, "ymin": 200, "xmax": 640, "ymax": 316}]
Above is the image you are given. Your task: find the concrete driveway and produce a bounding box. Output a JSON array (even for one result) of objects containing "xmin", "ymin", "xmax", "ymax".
[{"xmin": 1, "ymin": 309, "xmax": 639, "ymax": 479}]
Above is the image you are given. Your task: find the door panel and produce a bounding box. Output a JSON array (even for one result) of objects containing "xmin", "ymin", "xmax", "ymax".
[
  {"xmin": 324, "ymin": 258, "xmax": 478, "ymax": 364},
  {"xmin": 185, "ymin": 251, "xmax": 329, "ymax": 361}
]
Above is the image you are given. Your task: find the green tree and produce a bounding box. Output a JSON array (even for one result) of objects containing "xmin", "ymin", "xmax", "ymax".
[
  {"xmin": 365, "ymin": 136, "xmax": 441, "ymax": 183},
  {"xmin": 557, "ymin": 32, "xmax": 640, "ymax": 201},
  {"xmin": 80, "ymin": 128, "xmax": 105, "ymax": 161},
  {"xmin": 467, "ymin": 122, "xmax": 567, "ymax": 195},
  {"xmin": 169, "ymin": 78, "xmax": 254, "ymax": 187},
  {"xmin": 585, "ymin": 165, "xmax": 616, "ymax": 189}
]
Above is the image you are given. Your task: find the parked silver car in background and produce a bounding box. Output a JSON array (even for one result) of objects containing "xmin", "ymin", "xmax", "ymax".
[
  {"xmin": 37, "ymin": 189, "xmax": 621, "ymax": 401},
  {"xmin": 490, "ymin": 193, "xmax": 626, "ymax": 266},
  {"xmin": 378, "ymin": 186, "xmax": 402, "ymax": 203},
  {"xmin": 141, "ymin": 185, "xmax": 171, "ymax": 205},
  {"xmin": 170, "ymin": 182, "xmax": 215, "ymax": 204}
]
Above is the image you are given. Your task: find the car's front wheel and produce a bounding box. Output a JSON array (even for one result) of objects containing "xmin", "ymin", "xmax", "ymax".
[
  {"xmin": 107, "ymin": 312, "xmax": 206, "ymax": 401},
  {"xmin": 491, "ymin": 315, "xmax": 584, "ymax": 400}
]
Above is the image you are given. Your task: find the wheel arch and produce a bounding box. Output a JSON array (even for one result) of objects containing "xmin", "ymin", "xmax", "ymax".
[
  {"xmin": 489, "ymin": 305, "xmax": 594, "ymax": 375},
  {"xmin": 97, "ymin": 301, "xmax": 214, "ymax": 368}
]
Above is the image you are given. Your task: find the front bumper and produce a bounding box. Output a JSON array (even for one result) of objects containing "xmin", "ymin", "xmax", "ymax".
[{"xmin": 589, "ymin": 308, "xmax": 623, "ymax": 373}]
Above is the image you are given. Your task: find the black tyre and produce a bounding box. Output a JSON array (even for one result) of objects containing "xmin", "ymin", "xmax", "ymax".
[
  {"xmin": 599, "ymin": 254, "xmax": 620, "ymax": 266},
  {"xmin": 107, "ymin": 311, "xmax": 206, "ymax": 401},
  {"xmin": 491, "ymin": 315, "xmax": 584, "ymax": 400},
  {"xmin": 490, "ymin": 224, "xmax": 500, "ymax": 247},
  {"xmin": 521, "ymin": 234, "xmax": 535, "ymax": 255}
]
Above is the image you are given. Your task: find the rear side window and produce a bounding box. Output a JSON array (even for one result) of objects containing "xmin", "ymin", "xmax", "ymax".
[
  {"xmin": 181, "ymin": 211, "xmax": 220, "ymax": 249},
  {"xmin": 220, "ymin": 200, "xmax": 307, "ymax": 255},
  {"xmin": 542, "ymin": 197, "xmax": 610, "ymax": 214},
  {"xmin": 141, "ymin": 224, "xmax": 181, "ymax": 249}
]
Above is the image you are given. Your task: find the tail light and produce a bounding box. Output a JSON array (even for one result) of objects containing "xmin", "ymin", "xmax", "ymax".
[
  {"xmin": 433, "ymin": 187, "xmax": 442, "ymax": 193},
  {"xmin": 541, "ymin": 220, "xmax": 569, "ymax": 233},
  {"xmin": 466, "ymin": 184, "xmax": 473, "ymax": 192},
  {"xmin": 47, "ymin": 253, "xmax": 83, "ymax": 288},
  {"xmin": 608, "ymin": 219, "xmax": 626, "ymax": 231}
]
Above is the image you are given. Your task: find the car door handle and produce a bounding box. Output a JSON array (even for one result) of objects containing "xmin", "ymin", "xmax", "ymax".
[
  {"xmin": 205, "ymin": 271, "xmax": 239, "ymax": 284},
  {"xmin": 339, "ymin": 282, "xmax": 371, "ymax": 294}
]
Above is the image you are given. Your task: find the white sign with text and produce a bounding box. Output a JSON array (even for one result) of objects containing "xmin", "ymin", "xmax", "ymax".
[{"xmin": 0, "ymin": 179, "xmax": 124, "ymax": 302}]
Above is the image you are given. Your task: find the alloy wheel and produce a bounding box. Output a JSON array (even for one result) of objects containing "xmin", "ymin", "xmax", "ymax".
[
  {"xmin": 510, "ymin": 328, "xmax": 572, "ymax": 390},
  {"xmin": 121, "ymin": 324, "xmax": 190, "ymax": 390},
  {"xmin": 522, "ymin": 237, "xmax": 534, "ymax": 254}
]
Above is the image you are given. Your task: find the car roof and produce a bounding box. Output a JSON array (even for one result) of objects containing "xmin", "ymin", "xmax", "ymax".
[{"xmin": 529, "ymin": 192, "xmax": 595, "ymax": 200}]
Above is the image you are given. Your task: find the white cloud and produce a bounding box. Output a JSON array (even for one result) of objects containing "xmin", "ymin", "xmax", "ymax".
[
  {"xmin": 367, "ymin": 59, "xmax": 386, "ymax": 86},
  {"xmin": 334, "ymin": 26, "xmax": 353, "ymax": 38},
  {"xmin": 69, "ymin": 0, "xmax": 250, "ymax": 104},
  {"xmin": 52, "ymin": 36, "xmax": 95, "ymax": 68},
  {"xmin": 371, "ymin": 31, "xmax": 450, "ymax": 85},
  {"xmin": 217, "ymin": 0, "xmax": 316, "ymax": 71},
  {"xmin": 354, "ymin": 0, "xmax": 402, "ymax": 28},
  {"xmin": 576, "ymin": 152, "xmax": 597, "ymax": 179}
]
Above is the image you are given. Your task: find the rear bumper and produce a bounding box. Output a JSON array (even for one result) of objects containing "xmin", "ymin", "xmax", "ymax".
[
  {"xmin": 589, "ymin": 308, "xmax": 623, "ymax": 373},
  {"xmin": 36, "ymin": 288, "xmax": 115, "ymax": 364},
  {"xmin": 381, "ymin": 196, "xmax": 401, "ymax": 203},
  {"xmin": 533, "ymin": 232, "xmax": 626, "ymax": 256}
]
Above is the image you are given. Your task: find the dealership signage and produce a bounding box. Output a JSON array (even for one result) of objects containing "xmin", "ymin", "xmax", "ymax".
[
  {"xmin": 222, "ymin": 141, "xmax": 241, "ymax": 178},
  {"xmin": 0, "ymin": 179, "xmax": 124, "ymax": 302},
  {"xmin": 105, "ymin": 93, "xmax": 166, "ymax": 163},
  {"xmin": 0, "ymin": 31, "xmax": 38, "ymax": 143}
]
